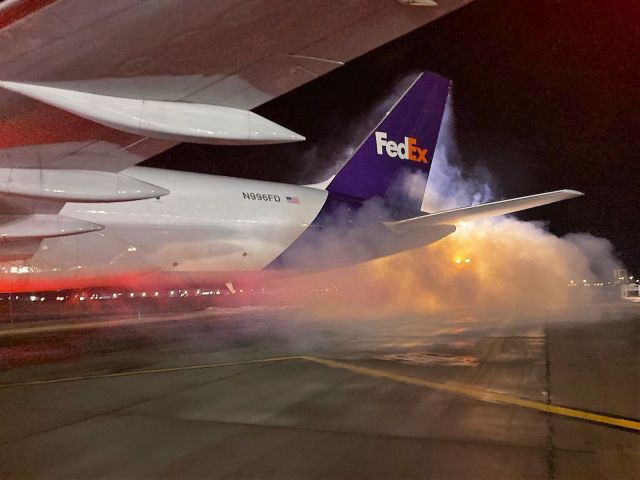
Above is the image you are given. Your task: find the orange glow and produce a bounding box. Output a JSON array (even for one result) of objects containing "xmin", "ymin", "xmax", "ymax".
[{"xmin": 269, "ymin": 216, "xmax": 620, "ymax": 318}]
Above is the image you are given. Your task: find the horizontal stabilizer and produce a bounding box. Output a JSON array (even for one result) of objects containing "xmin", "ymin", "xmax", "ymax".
[
  {"xmin": 385, "ymin": 190, "xmax": 583, "ymax": 233},
  {"xmin": 0, "ymin": 214, "xmax": 104, "ymax": 241}
]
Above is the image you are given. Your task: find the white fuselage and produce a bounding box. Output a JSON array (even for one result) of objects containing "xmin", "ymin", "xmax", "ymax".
[{"xmin": 0, "ymin": 167, "xmax": 328, "ymax": 291}]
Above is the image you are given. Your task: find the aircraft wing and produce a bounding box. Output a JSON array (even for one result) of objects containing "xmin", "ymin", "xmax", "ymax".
[
  {"xmin": 385, "ymin": 190, "xmax": 584, "ymax": 233},
  {"xmin": 0, "ymin": 0, "xmax": 471, "ymax": 258},
  {"xmin": 0, "ymin": 0, "xmax": 471, "ymax": 171}
]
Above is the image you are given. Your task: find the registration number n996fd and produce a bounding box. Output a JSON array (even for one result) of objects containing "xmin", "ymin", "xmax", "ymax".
[{"xmin": 242, "ymin": 192, "xmax": 281, "ymax": 202}]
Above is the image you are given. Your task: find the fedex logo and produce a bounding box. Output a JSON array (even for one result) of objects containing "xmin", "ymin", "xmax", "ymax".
[{"xmin": 374, "ymin": 131, "xmax": 428, "ymax": 163}]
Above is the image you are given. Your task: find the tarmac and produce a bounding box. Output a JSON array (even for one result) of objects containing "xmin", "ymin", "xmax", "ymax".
[{"xmin": 0, "ymin": 303, "xmax": 638, "ymax": 479}]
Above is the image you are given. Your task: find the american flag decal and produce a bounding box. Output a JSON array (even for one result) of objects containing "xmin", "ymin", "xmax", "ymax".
[{"xmin": 286, "ymin": 196, "xmax": 300, "ymax": 204}]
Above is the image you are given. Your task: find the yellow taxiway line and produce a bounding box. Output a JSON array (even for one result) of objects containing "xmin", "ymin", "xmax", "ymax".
[
  {"xmin": 0, "ymin": 356, "xmax": 299, "ymax": 388},
  {"xmin": 2, "ymin": 354, "xmax": 639, "ymax": 432},
  {"xmin": 300, "ymin": 356, "xmax": 640, "ymax": 432}
]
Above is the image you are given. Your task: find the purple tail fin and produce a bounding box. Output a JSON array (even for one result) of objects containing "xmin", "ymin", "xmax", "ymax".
[{"xmin": 327, "ymin": 72, "xmax": 450, "ymax": 212}]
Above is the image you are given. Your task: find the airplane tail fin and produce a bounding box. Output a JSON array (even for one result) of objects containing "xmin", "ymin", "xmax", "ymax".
[{"xmin": 327, "ymin": 72, "xmax": 450, "ymax": 212}]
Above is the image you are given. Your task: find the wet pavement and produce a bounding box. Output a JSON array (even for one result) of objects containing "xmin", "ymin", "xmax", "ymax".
[{"xmin": 0, "ymin": 304, "xmax": 638, "ymax": 478}]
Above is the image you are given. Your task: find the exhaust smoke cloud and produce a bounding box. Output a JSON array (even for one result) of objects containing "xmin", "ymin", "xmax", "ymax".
[{"xmin": 276, "ymin": 84, "xmax": 623, "ymax": 319}]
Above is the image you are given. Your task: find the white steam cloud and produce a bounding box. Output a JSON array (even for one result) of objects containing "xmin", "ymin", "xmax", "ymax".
[
  {"xmin": 275, "ymin": 81, "xmax": 624, "ymax": 319},
  {"xmin": 423, "ymin": 96, "xmax": 493, "ymax": 211}
]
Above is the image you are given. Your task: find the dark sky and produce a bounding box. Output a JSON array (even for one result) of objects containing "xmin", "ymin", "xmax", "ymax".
[{"xmin": 147, "ymin": 0, "xmax": 640, "ymax": 273}]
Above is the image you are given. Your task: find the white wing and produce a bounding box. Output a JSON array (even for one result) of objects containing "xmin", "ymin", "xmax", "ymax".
[
  {"xmin": 0, "ymin": 0, "xmax": 471, "ymax": 170},
  {"xmin": 0, "ymin": 0, "xmax": 471, "ymax": 255}
]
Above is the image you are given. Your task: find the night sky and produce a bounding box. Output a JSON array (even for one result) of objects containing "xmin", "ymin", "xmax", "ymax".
[{"xmin": 147, "ymin": 0, "xmax": 640, "ymax": 274}]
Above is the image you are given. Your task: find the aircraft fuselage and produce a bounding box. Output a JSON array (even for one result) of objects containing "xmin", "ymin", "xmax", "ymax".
[{"xmin": 0, "ymin": 166, "xmax": 328, "ymax": 291}]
